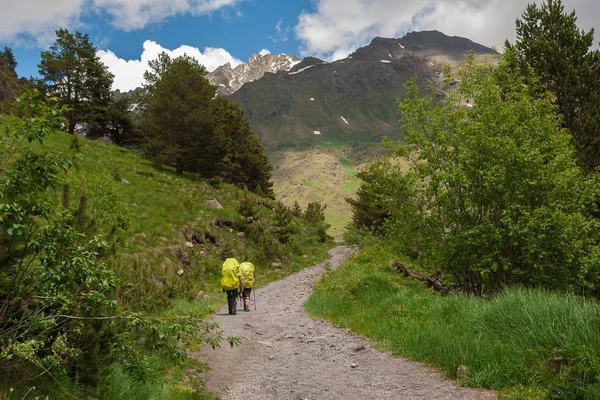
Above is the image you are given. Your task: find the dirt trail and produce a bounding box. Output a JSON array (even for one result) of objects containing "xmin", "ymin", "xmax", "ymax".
[{"xmin": 196, "ymin": 246, "xmax": 497, "ymax": 400}]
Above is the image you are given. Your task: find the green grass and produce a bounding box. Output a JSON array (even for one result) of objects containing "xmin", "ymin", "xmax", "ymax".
[
  {"xmin": 306, "ymin": 244, "xmax": 600, "ymax": 399},
  {"xmin": 338, "ymin": 155, "xmax": 360, "ymax": 193},
  {"xmin": 301, "ymin": 178, "xmax": 312, "ymax": 187},
  {"xmin": 4, "ymin": 128, "xmax": 333, "ymax": 399}
]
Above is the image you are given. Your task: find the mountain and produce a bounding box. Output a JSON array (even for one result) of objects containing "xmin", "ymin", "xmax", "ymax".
[
  {"xmin": 224, "ymin": 31, "xmax": 497, "ymax": 234},
  {"xmin": 229, "ymin": 30, "xmax": 497, "ymax": 148},
  {"xmin": 207, "ymin": 52, "xmax": 302, "ymax": 96}
]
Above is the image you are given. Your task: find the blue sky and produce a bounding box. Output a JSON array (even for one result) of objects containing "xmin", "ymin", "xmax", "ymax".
[{"xmin": 1, "ymin": 0, "xmax": 598, "ymax": 92}]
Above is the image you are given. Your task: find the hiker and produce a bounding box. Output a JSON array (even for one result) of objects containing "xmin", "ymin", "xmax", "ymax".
[
  {"xmin": 239, "ymin": 261, "xmax": 255, "ymax": 312},
  {"xmin": 221, "ymin": 257, "xmax": 241, "ymax": 315}
]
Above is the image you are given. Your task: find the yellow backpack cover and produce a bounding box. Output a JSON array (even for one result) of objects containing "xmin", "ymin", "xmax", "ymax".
[
  {"xmin": 240, "ymin": 262, "xmax": 255, "ymax": 288},
  {"xmin": 220, "ymin": 258, "xmax": 240, "ymax": 290}
]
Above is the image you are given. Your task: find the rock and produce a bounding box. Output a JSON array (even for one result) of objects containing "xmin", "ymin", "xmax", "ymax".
[
  {"xmin": 237, "ymin": 232, "xmax": 246, "ymax": 239},
  {"xmin": 196, "ymin": 290, "xmax": 204, "ymax": 299},
  {"xmin": 177, "ymin": 268, "xmax": 184, "ymax": 276},
  {"xmin": 205, "ymin": 197, "xmax": 223, "ymax": 209},
  {"xmin": 150, "ymin": 274, "xmax": 164, "ymax": 288},
  {"xmin": 185, "ymin": 241, "xmax": 194, "ymax": 248},
  {"xmin": 350, "ymin": 363, "xmax": 358, "ymax": 368},
  {"xmin": 281, "ymin": 256, "xmax": 289, "ymax": 262},
  {"xmin": 120, "ymin": 179, "xmax": 130, "ymax": 185},
  {"xmin": 271, "ymin": 262, "xmax": 282, "ymax": 268},
  {"xmin": 302, "ymin": 254, "xmax": 308, "ymax": 258},
  {"xmin": 176, "ymin": 247, "xmax": 190, "ymax": 265}
]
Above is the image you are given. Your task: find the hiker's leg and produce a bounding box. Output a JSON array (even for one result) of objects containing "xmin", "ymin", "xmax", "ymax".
[
  {"xmin": 231, "ymin": 289, "xmax": 238, "ymax": 314},
  {"xmin": 226, "ymin": 290, "xmax": 235, "ymax": 314},
  {"xmin": 243, "ymin": 288, "xmax": 251, "ymax": 311}
]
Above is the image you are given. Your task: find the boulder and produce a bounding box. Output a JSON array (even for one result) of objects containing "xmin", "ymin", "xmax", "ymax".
[{"xmin": 205, "ymin": 197, "xmax": 223, "ymax": 209}]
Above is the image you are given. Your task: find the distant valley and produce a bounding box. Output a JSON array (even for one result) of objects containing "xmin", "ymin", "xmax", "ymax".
[{"xmin": 221, "ymin": 31, "xmax": 497, "ymax": 233}]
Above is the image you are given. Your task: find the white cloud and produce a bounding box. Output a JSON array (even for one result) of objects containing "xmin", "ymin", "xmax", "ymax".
[
  {"xmin": 0, "ymin": 0, "xmax": 84, "ymax": 44},
  {"xmin": 93, "ymin": 0, "xmax": 245, "ymax": 30},
  {"xmin": 0, "ymin": 0, "xmax": 245, "ymax": 44},
  {"xmin": 98, "ymin": 40, "xmax": 242, "ymax": 91},
  {"xmin": 269, "ymin": 17, "xmax": 291, "ymax": 43},
  {"xmin": 295, "ymin": 0, "xmax": 600, "ymax": 61}
]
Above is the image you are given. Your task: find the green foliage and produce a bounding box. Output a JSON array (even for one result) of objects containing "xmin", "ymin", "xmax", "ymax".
[
  {"xmin": 0, "ymin": 47, "xmax": 17, "ymax": 71},
  {"xmin": 304, "ymin": 201, "xmax": 327, "ymax": 225},
  {"xmin": 345, "ymin": 157, "xmax": 411, "ymax": 233},
  {"xmin": 273, "ymin": 201, "xmax": 295, "ymax": 244},
  {"xmin": 141, "ymin": 52, "xmax": 273, "ymax": 196},
  {"xmin": 307, "ymin": 244, "xmax": 600, "ymax": 398},
  {"xmin": 0, "ymin": 93, "xmax": 232, "ymax": 398},
  {"xmin": 372, "ymin": 55, "xmax": 600, "ymax": 295},
  {"xmin": 100, "ymin": 95, "xmax": 140, "ymax": 147},
  {"xmin": 38, "ymin": 28, "xmax": 114, "ymax": 135},
  {"xmin": 291, "ymin": 201, "xmax": 302, "ymax": 217},
  {"xmin": 237, "ymin": 188, "xmax": 258, "ymax": 222},
  {"xmin": 69, "ymin": 134, "xmax": 82, "ymax": 152},
  {"xmin": 505, "ymin": 0, "xmax": 600, "ymax": 171}
]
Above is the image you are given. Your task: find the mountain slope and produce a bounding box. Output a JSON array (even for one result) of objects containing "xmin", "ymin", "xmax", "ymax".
[
  {"xmin": 208, "ymin": 52, "xmax": 301, "ymax": 96},
  {"xmin": 229, "ymin": 30, "xmax": 497, "ymax": 148}
]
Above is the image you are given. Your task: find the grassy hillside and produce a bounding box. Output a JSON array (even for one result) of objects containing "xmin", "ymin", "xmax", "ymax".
[
  {"xmin": 3, "ymin": 127, "xmax": 333, "ymax": 398},
  {"xmin": 269, "ymin": 144, "xmax": 381, "ymax": 236},
  {"xmin": 39, "ymin": 131, "xmax": 332, "ymax": 309}
]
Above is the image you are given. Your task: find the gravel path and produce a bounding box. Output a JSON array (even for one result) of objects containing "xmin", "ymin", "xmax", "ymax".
[{"xmin": 196, "ymin": 246, "xmax": 497, "ymax": 400}]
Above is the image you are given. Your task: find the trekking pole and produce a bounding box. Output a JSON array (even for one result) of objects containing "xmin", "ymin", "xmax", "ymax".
[{"xmin": 253, "ymin": 288, "xmax": 257, "ymax": 310}]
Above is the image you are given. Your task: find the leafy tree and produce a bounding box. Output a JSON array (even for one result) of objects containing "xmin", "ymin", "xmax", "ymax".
[
  {"xmin": 38, "ymin": 29, "xmax": 114, "ymax": 135},
  {"xmin": 274, "ymin": 201, "xmax": 294, "ymax": 243},
  {"xmin": 142, "ymin": 53, "xmax": 217, "ymax": 174},
  {"xmin": 304, "ymin": 201, "xmax": 330, "ymax": 242},
  {"xmin": 100, "ymin": 96, "xmax": 139, "ymax": 147},
  {"xmin": 211, "ymin": 96, "xmax": 273, "ymax": 196},
  {"xmin": 346, "ymin": 156, "xmax": 412, "ymax": 233},
  {"xmin": 385, "ymin": 56, "xmax": 600, "ymax": 295},
  {"xmin": 0, "ymin": 47, "xmax": 17, "ymax": 71},
  {"xmin": 141, "ymin": 53, "xmax": 273, "ymax": 195},
  {"xmin": 505, "ymin": 0, "xmax": 600, "ymax": 171}
]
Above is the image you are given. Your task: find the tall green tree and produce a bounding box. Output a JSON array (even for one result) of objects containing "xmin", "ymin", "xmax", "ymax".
[
  {"xmin": 141, "ymin": 53, "xmax": 273, "ymax": 195},
  {"xmin": 383, "ymin": 56, "xmax": 600, "ymax": 295},
  {"xmin": 505, "ymin": 0, "xmax": 600, "ymax": 171},
  {"xmin": 38, "ymin": 29, "xmax": 114, "ymax": 135},
  {"xmin": 142, "ymin": 53, "xmax": 217, "ymax": 174},
  {"xmin": 0, "ymin": 47, "xmax": 17, "ymax": 71}
]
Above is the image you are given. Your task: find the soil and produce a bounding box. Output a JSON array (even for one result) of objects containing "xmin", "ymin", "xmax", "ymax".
[{"xmin": 196, "ymin": 246, "xmax": 497, "ymax": 400}]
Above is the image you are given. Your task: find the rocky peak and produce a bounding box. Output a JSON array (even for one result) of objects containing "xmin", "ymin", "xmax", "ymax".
[{"xmin": 208, "ymin": 52, "xmax": 301, "ymax": 96}]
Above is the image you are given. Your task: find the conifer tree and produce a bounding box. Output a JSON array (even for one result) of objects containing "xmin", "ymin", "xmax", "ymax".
[
  {"xmin": 0, "ymin": 47, "xmax": 17, "ymax": 71},
  {"xmin": 506, "ymin": 0, "xmax": 600, "ymax": 171},
  {"xmin": 39, "ymin": 29, "xmax": 114, "ymax": 135}
]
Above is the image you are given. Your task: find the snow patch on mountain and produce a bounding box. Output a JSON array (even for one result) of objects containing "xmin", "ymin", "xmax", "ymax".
[
  {"xmin": 208, "ymin": 52, "xmax": 301, "ymax": 96},
  {"xmin": 289, "ymin": 65, "xmax": 314, "ymax": 75}
]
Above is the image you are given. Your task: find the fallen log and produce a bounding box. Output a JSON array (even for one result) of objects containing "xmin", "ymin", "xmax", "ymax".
[{"xmin": 392, "ymin": 262, "xmax": 449, "ymax": 294}]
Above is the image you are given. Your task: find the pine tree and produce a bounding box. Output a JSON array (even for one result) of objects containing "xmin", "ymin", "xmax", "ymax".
[
  {"xmin": 141, "ymin": 53, "xmax": 273, "ymax": 195},
  {"xmin": 506, "ymin": 0, "xmax": 600, "ymax": 171},
  {"xmin": 39, "ymin": 29, "xmax": 114, "ymax": 135},
  {"xmin": 0, "ymin": 47, "xmax": 17, "ymax": 71}
]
